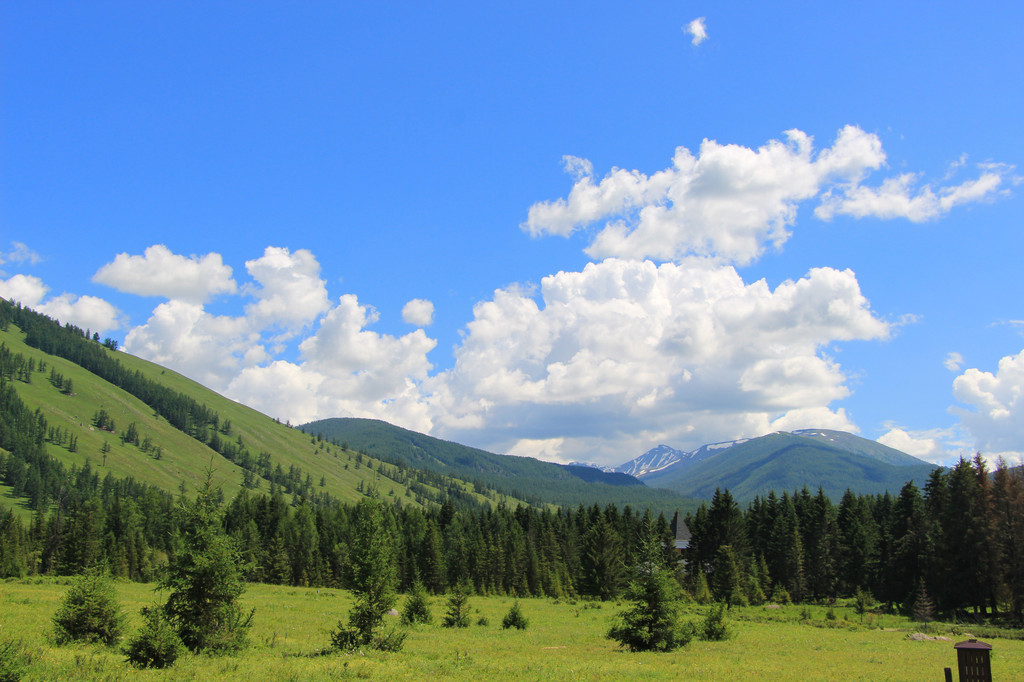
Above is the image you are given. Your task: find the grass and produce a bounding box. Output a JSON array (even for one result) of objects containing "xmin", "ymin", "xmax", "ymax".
[
  {"xmin": 1, "ymin": 322, "xmax": 523, "ymax": 517},
  {"xmin": 3, "ymin": 578, "xmax": 1023, "ymax": 680}
]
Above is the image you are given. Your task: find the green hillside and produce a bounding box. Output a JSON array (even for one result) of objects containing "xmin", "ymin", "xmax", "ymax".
[
  {"xmin": 0, "ymin": 301, "xmax": 523, "ymax": 517},
  {"xmin": 642, "ymin": 431, "xmax": 937, "ymax": 502},
  {"xmin": 301, "ymin": 417, "xmax": 699, "ymax": 514}
]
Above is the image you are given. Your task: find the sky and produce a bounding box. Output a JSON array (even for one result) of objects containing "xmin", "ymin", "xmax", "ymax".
[{"xmin": 2, "ymin": 2, "xmax": 1022, "ymax": 468}]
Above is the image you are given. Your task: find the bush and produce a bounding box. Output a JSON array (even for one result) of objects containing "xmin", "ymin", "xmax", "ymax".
[
  {"xmin": 329, "ymin": 623, "xmax": 407, "ymax": 653},
  {"xmin": 0, "ymin": 635, "xmax": 28, "ymax": 682},
  {"xmin": 699, "ymin": 603, "xmax": 732, "ymax": 641},
  {"xmin": 401, "ymin": 584, "xmax": 433, "ymax": 625},
  {"xmin": 441, "ymin": 584, "xmax": 471, "ymax": 628},
  {"xmin": 123, "ymin": 606, "xmax": 184, "ymax": 669},
  {"xmin": 501, "ymin": 600, "xmax": 528, "ymax": 630},
  {"xmin": 52, "ymin": 570, "xmax": 125, "ymax": 646}
]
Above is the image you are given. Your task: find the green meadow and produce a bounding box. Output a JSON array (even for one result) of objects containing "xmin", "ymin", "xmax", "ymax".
[{"xmin": 3, "ymin": 578, "xmax": 1022, "ymax": 681}]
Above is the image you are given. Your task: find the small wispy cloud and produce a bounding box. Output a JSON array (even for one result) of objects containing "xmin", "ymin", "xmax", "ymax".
[
  {"xmin": 684, "ymin": 17, "xmax": 708, "ymax": 46},
  {"xmin": 0, "ymin": 241, "xmax": 42, "ymax": 267},
  {"xmin": 944, "ymin": 351, "xmax": 963, "ymax": 372}
]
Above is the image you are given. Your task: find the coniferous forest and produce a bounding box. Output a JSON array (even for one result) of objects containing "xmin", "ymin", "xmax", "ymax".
[{"xmin": 2, "ymin": 297, "xmax": 1024, "ymax": 626}]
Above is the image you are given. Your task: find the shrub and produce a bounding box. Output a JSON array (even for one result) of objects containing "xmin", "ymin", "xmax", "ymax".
[
  {"xmin": 441, "ymin": 584, "xmax": 471, "ymax": 628},
  {"xmin": 699, "ymin": 603, "xmax": 732, "ymax": 642},
  {"xmin": 123, "ymin": 606, "xmax": 184, "ymax": 669},
  {"xmin": 52, "ymin": 570, "xmax": 125, "ymax": 646},
  {"xmin": 502, "ymin": 600, "xmax": 528, "ymax": 630},
  {"xmin": 401, "ymin": 583, "xmax": 433, "ymax": 626},
  {"xmin": 476, "ymin": 616, "xmax": 489, "ymax": 626},
  {"xmin": 0, "ymin": 634, "xmax": 28, "ymax": 682}
]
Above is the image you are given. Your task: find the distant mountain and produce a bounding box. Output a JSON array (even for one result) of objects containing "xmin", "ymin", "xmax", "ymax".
[
  {"xmin": 628, "ymin": 429, "xmax": 937, "ymax": 503},
  {"xmin": 301, "ymin": 417, "xmax": 698, "ymax": 513},
  {"xmin": 616, "ymin": 439, "xmax": 751, "ymax": 477}
]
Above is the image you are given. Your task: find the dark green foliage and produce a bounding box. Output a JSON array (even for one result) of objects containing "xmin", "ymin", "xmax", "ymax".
[
  {"xmin": 642, "ymin": 430, "xmax": 938, "ymax": 503},
  {"xmin": 441, "ymin": 584, "xmax": 471, "ymax": 628},
  {"xmin": 608, "ymin": 521, "xmax": 689, "ymax": 652},
  {"xmin": 52, "ymin": 570, "xmax": 125, "ymax": 646},
  {"xmin": 331, "ymin": 494, "xmax": 404, "ymax": 652},
  {"xmin": 301, "ymin": 417, "xmax": 691, "ymax": 513},
  {"xmin": 711, "ymin": 544, "xmax": 745, "ymax": 607},
  {"xmin": 698, "ymin": 603, "xmax": 732, "ymax": 641},
  {"xmin": 0, "ymin": 634, "xmax": 27, "ymax": 682},
  {"xmin": 123, "ymin": 606, "xmax": 184, "ymax": 669},
  {"xmin": 401, "ymin": 583, "xmax": 433, "ymax": 625},
  {"xmin": 160, "ymin": 475, "xmax": 253, "ymax": 653},
  {"xmin": 501, "ymin": 600, "xmax": 528, "ymax": 630}
]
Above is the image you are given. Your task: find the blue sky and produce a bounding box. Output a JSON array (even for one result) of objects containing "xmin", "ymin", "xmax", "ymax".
[{"xmin": 3, "ymin": 1, "xmax": 1022, "ymax": 467}]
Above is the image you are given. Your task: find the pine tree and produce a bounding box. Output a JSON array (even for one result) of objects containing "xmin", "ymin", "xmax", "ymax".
[
  {"xmin": 441, "ymin": 582, "xmax": 471, "ymax": 628},
  {"xmin": 331, "ymin": 493, "xmax": 403, "ymax": 651},
  {"xmin": 160, "ymin": 473, "xmax": 253, "ymax": 653},
  {"xmin": 608, "ymin": 518, "xmax": 690, "ymax": 652}
]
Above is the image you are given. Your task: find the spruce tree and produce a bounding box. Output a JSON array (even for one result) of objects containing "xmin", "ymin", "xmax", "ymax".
[
  {"xmin": 331, "ymin": 493, "xmax": 404, "ymax": 651},
  {"xmin": 160, "ymin": 473, "xmax": 253, "ymax": 653},
  {"xmin": 608, "ymin": 518, "xmax": 689, "ymax": 652}
]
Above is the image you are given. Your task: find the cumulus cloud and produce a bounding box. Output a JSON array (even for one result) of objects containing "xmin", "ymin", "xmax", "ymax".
[
  {"xmin": 93, "ymin": 244, "xmax": 237, "ymax": 303},
  {"xmin": 944, "ymin": 352, "xmax": 963, "ymax": 372},
  {"xmin": 123, "ymin": 300, "xmax": 261, "ymax": 390},
  {"xmin": 225, "ymin": 295, "xmax": 437, "ymax": 428},
  {"xmin": 0, "ymin": 274, "xmax": 120, "ymax": 333},
  {"xmin": 524, "ymin": 127, "xmax": 1012, "ymax": 267},
  {"xmin": 36, "ymin": 294, "xmax": 121, "ymax": 335},
  {"xmin": 951, "ymin": 349, "xmax": 1024, "ymax": 458},
  {"xmin": 243, "ymin": 247, "xmax": 331, "ymax": 331},
  {"xmin": 877, "ymin": 426, "xmax": 955, "ymax": 465},
  {"xmin": 523, "ymin": 126, "xmax": 887, "ymax": 265},
  {"xmin": 402, "ymin": 298, "xmax": 435, "ymax": 326},
  {"xmin": 0, "ymin": 274, "xmax": 49, "ymax": 307},
  {"xmin": 684, "ymin": 17, "xmax": 708, "ymax": 46},
  {"xmin": 428, "ymin": 258, "xmax": 888, "ymax": 463}
]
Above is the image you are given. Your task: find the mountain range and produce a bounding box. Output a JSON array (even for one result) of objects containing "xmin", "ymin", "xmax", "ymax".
[{"xmin": 615, "ymin": 429, "xmax": 937, "ymax": 502}]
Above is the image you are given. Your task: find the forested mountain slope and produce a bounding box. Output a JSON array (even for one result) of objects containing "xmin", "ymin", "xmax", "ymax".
[
  {"xmin": 302, "ymin": 417, "xmax": 697, "ymax": 513},
  {"xmin": 641, "ymin": 430, "xmax": 937, "ymax": 502},
  {"xmin": 0, "ymin": 300, "xmax": 523, "ymax": 519}
]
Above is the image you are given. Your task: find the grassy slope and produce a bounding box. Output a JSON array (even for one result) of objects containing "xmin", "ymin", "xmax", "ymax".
[
  {"xmin": 1, "ymin": 323, "xmax": 519, "ymax": 514},
  {"xmin": 2, "ymin": 578, "xmax": 1022, "ymax": 680}
]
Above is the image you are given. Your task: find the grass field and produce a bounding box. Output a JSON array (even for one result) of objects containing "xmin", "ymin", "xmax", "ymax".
[{"xmin": 2, "ymin": 578, "xmax": 1021, "ymax": 680}]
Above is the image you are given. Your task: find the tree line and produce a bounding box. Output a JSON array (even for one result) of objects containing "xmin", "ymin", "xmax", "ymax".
[{"xmin": 685, "ymin": 455, "xmax": 1024, "ymax": 622}]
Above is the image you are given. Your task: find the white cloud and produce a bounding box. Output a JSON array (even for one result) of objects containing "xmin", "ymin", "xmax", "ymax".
[
  {"xmin": 524, "ymin": 127, "xmax": 1012, "ymax": 267},
  {"xmin": 123, "ymin": 300, "xmax": 260, "ymax": 390},
  {"xmin": 951, "ymin": 348, "xmax": 1024, "ymax": 458},
  {"xmin": 0, "ymin": 242, "xmax": 42, "ymax": 266},
  {"xmin": 402, "ymin": 298, "xmax": 435, "ymax": 326},
  {"xmin": 243, "ymin": 247, "xmax": 331, "ymax": 331},
  {"xmin": 684, "ymin": 17, "xmax": 708, "ymax": 46},
  {"xmin": 944, "ymin": 352, "xmax": 963, "ymax": 372},
  {"xmin": 523, "ymin": 126, "xmax": 887, "ymax": 265},
  {"xmin": 428, "ymin": 258, "xmax": 889, "ymax": 464},
  {"xmin": 815, "ymin": 163, "xmax": 1014, "ymax": 222},
  {"xmin": 878, "ymin": 427, "xmax": 948, "ymax": 464},
  {"xmin": 0, "ymin": 274, "xmax": 49, "ymax": 307},
  {"xmin": 93, "ymin": 244, "xmax": 237, "ymax": 303},
  {"xmin": 36, "ymin": 294, "xmax": 121, "ymax": 335},
  {"xmin": 0, "ymin": 274, "xmax": 120, "ymax": 334}
]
